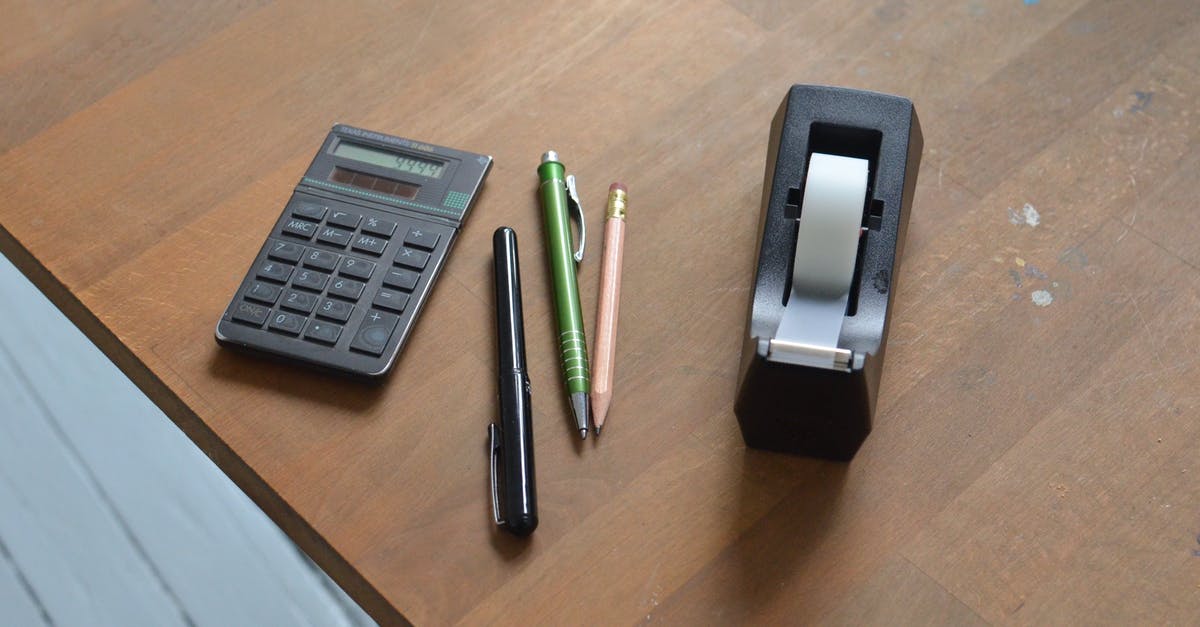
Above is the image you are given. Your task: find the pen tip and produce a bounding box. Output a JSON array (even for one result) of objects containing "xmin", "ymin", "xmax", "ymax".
[{"xmin": 570, "ymin": 392, "xmax": 590, "ymax": 438}]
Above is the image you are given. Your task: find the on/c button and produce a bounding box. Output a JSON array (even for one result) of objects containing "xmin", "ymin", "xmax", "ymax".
[{"xmin": 350, "ymin": 309, "xmax": 400, "ymax": 356}]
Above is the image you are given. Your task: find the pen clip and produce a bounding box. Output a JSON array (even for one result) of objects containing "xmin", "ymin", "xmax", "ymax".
[
  {"xmin": 565, "ymin": 174, "xmax": 585, "ymax": 263},
  {"xmin": 488, "ymin": 423, "xmax": 505, "ymax": 526}
]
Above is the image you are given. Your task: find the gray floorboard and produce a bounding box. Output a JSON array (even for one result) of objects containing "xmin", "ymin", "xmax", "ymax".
[
  {"xmin": 0, "ymin": 254, "xmax": 374, "ymax": 627},
  {"xmin": 0, "ymin": 534, "xmax": 51, "ymax": 627}
]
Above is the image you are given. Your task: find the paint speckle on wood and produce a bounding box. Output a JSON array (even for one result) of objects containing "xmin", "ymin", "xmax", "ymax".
[
  {"xmin": 1031, "ymin": 290, "xmax": 1053, "ymax": 307},
  {"xmin": 1007, "ymin": 203, "xmax": 1041, "ymax": 227}
]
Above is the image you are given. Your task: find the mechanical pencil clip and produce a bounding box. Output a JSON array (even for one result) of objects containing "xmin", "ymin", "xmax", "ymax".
[
  {"xmin": 537, "ymin": 151, "xmax": 591, "ymax": 439},
  {"xmin": 564, "ymin": 174, "xmax": 586, "ymax": 262},
  {"xmin": 489, "ymin": 227, "xmax": 537, "ymax": 536}
]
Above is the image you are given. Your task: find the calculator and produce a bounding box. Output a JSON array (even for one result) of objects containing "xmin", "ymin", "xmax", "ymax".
[{"xmin": 216, "ymin": 125, "xmax": 492, "ymax": 377}]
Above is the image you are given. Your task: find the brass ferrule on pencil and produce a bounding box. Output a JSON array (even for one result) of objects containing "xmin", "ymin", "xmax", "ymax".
[{"xmin": 606, "ymin": 186, "xmax": 627, "ymax": 220}]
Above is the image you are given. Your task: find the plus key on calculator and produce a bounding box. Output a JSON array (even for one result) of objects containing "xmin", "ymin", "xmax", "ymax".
[{"xmin": 216, "ymin": 125, "xmax": 492, "ymax": 377}]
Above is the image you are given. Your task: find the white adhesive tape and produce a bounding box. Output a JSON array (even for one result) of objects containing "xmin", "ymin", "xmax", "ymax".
[{"xmin": 775, "ymin": 152, "xmax": 868, "ymax": 354}]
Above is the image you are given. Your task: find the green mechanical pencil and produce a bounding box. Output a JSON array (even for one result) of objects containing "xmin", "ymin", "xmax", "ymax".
[{"xmin": 537, "ymin": 151, "xmax": 591, "ymax": 439}]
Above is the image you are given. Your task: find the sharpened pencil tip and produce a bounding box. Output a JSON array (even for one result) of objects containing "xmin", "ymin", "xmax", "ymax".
[{"xmin": 594, "ymin": 425, "xmax": 602, "ymax": 437}]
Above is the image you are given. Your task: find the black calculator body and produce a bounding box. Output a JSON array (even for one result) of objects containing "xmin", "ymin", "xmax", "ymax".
[{"xmin": 216, "ymin": 125, "xmax": 492, "ymax": 377}]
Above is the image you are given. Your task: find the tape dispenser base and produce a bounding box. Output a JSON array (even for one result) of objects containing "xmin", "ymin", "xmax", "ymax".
[{"xmin": 734, "ymin": 85, "xmax": 922, "ymax": 461}]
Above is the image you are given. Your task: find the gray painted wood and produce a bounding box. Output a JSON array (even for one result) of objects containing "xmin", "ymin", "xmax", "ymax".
[
  {"xmin": 0, "ymin": 536, "xmax": 50, "ymax": 627},
  {"xmin": 0, "ymin": 254, "xmax": 374, "ymax": 627}
]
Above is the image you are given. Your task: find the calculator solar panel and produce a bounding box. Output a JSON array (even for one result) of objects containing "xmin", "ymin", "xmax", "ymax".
[{"xmin": 216, "ymin": 125, "xmax": 492, "ymax": 377}]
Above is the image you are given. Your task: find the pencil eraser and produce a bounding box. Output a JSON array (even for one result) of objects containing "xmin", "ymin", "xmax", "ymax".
[{"xmin": 609, "ymin": 182, "xmax": 627, "ymax": 194}]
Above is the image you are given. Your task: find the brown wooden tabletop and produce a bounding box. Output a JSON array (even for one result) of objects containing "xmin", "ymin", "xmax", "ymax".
[{"xmin": 4, "ymin": 1, "xmax": 1199, "ymax": 624}]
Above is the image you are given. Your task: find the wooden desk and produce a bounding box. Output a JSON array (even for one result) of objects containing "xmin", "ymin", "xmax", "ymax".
[{"xmin": 3, "ymin": 1, "xmax": 1198, "ymax": 623}]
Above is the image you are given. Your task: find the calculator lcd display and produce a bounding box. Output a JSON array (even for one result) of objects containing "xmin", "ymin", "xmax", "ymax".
[
  {"xmin": 329, "ymin": 167, "xmax": 421, "ymax": 199},
  {"xmin": 333, "ymin": 141, "xmax": 446, "ymax": 179}
]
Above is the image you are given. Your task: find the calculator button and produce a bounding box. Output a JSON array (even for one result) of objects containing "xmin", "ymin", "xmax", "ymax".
[
  {"xmin": 328, "ymin": 210, "xmax": 362, "ymax": 229},
  {"xmin": 303, "ymin": 248, "xmax": 341, "ymax": 271},
  {"xmin": 292, "ymin": 269, "xmax": 329, "ymax": 292},
  {"xmin": 351, "ymin": 234, "xmax": 388, "ymax": 256},
  {"xmin": 383, "ymin": 268, "xmax": 419, "ymax": 291},
  {"xmin": 338, "ymin": 257, "xmax": 375, "ymax": 280},
  {"xmin": 245, "ymin": 282, "xmax": 282, "ymax": 305},
  {"xmin": 267, "ymin": 311, "xmax": 305, "ymax": 335},
  {"xmin": 257, "ymin": 260, "xmax": 294, "ymax": 283},
  {"xmin": 316, "ymin": 226, "xmax": 353, "ymax": 248},
  {"xmin": 267, "ymin": 240, "xmax": 304, "ymax": 263},
  {"xmin": 231, "ymin": 301, "xmax": 270, "ymax": 326},
  {"xmin": 362, "ymin": 216, "xmax": 397, "ymax": 237},
  {"xmin": 403, "ymin": 227, "xmax": 440, "ymax": 250},
  {"xmin": 328, "ymin": 277, "xmax": 365, "ymax": 301},
  {"xmin": 316, "ymin": 298, "xmax": 354, "ymax": 322},
  {"xmin": 304, "ymin": 320, "xmax": 342, "ymax": 345},
  {"xmin": 291, "ymin": 201, "xmax": 327, "ymax": 221},
  {"xmin": 372, "ymin": 289, "xmax": 409, "ymax": 312},
  {"xmin": 350, "ymin": 310, "xmax": 400, "ymax": 356},
  {"xmin": 280, "ymin": 288, "xmax": 318, "ymax": 313},
  {"xmin": 281, "ymin": 218, "xmax": 318, "ymax": 239},
  {"xmin": 394, "ymin": 247, "xmax": 429, "ymax": 269}
]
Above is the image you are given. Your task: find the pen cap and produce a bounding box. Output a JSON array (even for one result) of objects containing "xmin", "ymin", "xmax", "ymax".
[{"xmin": 493, "ymin": 227, "xmax": 528, "ymax": 371}]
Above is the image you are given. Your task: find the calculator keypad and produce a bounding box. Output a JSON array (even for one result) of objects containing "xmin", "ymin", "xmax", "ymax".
[{"xmin": 223, "ymin": 195, "xmax": 452, "ymax": 373}]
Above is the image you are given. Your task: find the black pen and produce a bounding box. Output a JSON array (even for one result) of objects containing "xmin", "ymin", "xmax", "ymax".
[{"xmin": 489, "ymin": 227, "xmax": 538, "ymax": 535}]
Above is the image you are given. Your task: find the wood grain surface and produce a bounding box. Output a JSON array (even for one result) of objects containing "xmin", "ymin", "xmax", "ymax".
[{"xmin": 3, "ymin": 1, "xmax": 1199, "ymax": 623}]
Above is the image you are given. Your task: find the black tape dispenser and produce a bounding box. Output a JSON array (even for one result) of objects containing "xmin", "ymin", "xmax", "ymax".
[{"xmin": 734, "ymin": 85, "xmax": 923, "ymax": 460}]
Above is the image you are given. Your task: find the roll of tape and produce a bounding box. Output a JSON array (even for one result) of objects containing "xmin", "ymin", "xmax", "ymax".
[
  {"xmin": 775, "ymin": 152, "xmax": 868, "ymax": 354},
  {"xmin": 792, "ymin": 153, "xmax": 868, "ymax": 298}
]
